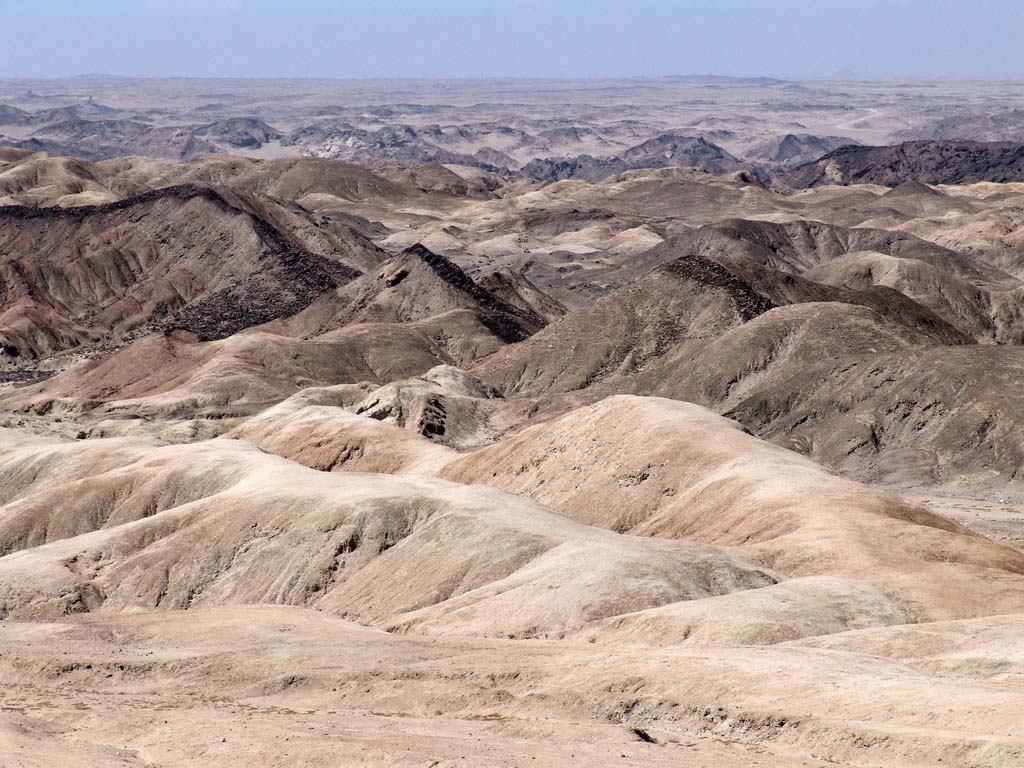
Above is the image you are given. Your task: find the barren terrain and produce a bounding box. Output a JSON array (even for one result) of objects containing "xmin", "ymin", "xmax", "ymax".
[{"xmin": 3, "ymin": 77, "xmax": 1024, "ymax": 767}]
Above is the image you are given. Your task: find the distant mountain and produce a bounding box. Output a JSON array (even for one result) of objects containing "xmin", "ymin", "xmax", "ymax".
[
  {"xmin": 521, "ymin": 134, "xmax": 745, "ymax": 182},
  {"xmin": 282, "ymin": 124, "xmax": 510, "ymax": 171},
  {"xmin": 660, "ymin": 74, "xmax": 790, "ymax": 86},
  {"xmin": 0, "ymin": 104, "xmax": 32, "ymax": 126},
  {"xmin": 621, "ymin": 133, "xmax": 743, "ymax": 169},
  {"xmin": 745, "ymin": 133, "xmax": 860, "ymax": 169},
  {"xmin": 193, "ymin": 118, "xmax": 282, "ymax": 149},
  {"xmin": 899, "ymin": 108, "xmax": 1024, "ymax": 142},
  {"xmin": 23, "ymin": 116, "xmax": 286, "ymax": 161},
  {"xmin": 30, "ymin": 103, "xmax": 120, "ymax": 123},
  {"xmin": 778, "ymin": 140, "xmax": 1024, "ymax": 188}
]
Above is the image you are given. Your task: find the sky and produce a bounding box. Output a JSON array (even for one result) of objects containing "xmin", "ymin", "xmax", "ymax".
[{"xmin": 1, "ymin": 0, "xmax": 1022, "ymax": 80}]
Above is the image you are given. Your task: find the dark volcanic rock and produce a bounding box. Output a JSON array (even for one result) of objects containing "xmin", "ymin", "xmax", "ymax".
[
  {"xmin": 195, "ymin": 118, "xmax": 282, "ymax": 149},
  {"xmin": 0, "ymin": 105, "xmax": 33, "ymax": 127},
  {"xmin": 778, "ymin": 140, "xmax": 1024, "ymax": 188},
  {"xmin": 521, "ymin": 134, "xmax": 746, "ymax": 182},
  {"xmin": 745, "ymin": 133, "xmax": 859, "ymax": 170}
]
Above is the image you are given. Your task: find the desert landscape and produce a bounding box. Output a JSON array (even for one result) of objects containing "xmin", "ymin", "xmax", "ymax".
[{"xmin": 3, "ymin": 70, "xmax": 1024, "ymax": 767}]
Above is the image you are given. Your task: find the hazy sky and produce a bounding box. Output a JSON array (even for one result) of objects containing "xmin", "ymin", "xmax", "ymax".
[{"xmin": 2, "ymin": 0, "xmax": 1022, "ymax": 79}]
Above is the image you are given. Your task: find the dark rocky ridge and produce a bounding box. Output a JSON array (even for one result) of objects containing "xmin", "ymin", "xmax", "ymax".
[
  {"xmin": 166, "ymin": 239, "xmax": 359, "ymax": 342},
  {"xmin": 2, "ymin": 114, "xmax": 284, "ymax": 161},
  {"xmin": 657, "ymin": 253, "xmax": 777, "ymax": 321},
  {"xmin": 372, "ymin": 244, "xmax": 546, "ymax": 343},
  {"xmin": 521, "ymin": 135, "xmax": 746, "ymax": 182},
  {"xmin": 779, "ymin": 140, "xmax": 1024, "ymax": 188}
]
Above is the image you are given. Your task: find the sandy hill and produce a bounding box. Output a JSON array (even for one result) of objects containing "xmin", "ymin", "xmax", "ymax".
[
  {"xmin": 805, "ymin": 250, "xmax": 1024, "ymax": 343},
  {"xmin": 1, "ymin": 391, "xmax": 1024, "ymax": 765},
  {"xmin": 3, "ymin": 311, "xmax": 510, "ymax": 420},
  {"xmin": 4, "ymin": 395, "xmax": 1023, "ymax": 642},
  {"xmin": 476, "ymin": 268, "xmax": 569, "ymax": 322},
  {"xmin": 0, "ymin": 235, "xmax": 553, "ymax": 421},
  {"xmin": 230, "ymin": 365, "xmax": 519, "ymax": 453},
  {"xmin": 0, "ymin": 150, "xmax": 498, "ymax": 213},
  {"xmin": 440, "ymin": 396, "xmax": 1024, "ymax": 630},
  {"xmin": 0, "ymin": 428, "xmax": 778, "ymax": 637},
  {"xmin": 0, "ymin": 151, "xmax": 119, "ymax": 207},
  {"xmin": 664, "ymin": 218, "xmax": 1017, "ymax": 288},
  {"xmin": 97, "ymin": 154, "xmax": 499, "ymax": 208}
]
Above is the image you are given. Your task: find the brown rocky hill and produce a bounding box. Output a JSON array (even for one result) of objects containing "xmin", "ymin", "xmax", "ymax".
[
  {"xmin": 474, "ymin": 246, "xmax": 966, "ymax": 396},
  {"xmin": 0, "ymin": 244, "xmax": 550, "ymax": 419},
  {"xmin": 639, "ymin": 219, "xmax": 1024, "ymax": 342},
  {"xmin": 268, "ymin": 244, "xmax": 547, "ymax": 343},
  {"xmin": 0, "ymin": 149, "xmax": 498, "ymax": 210},
  {"xmin": 0, "ymin": 184, "xmax": 377, "ymax": 359},
  {"xmin": 472, "ymin": 241, "xmax": 1024, "ymax": 486}
]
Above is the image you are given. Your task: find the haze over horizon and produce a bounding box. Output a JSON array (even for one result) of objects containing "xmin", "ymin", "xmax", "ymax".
[{"xmin": 3, "ymin": 0, "xmax": 1023, "ymax": 80}]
